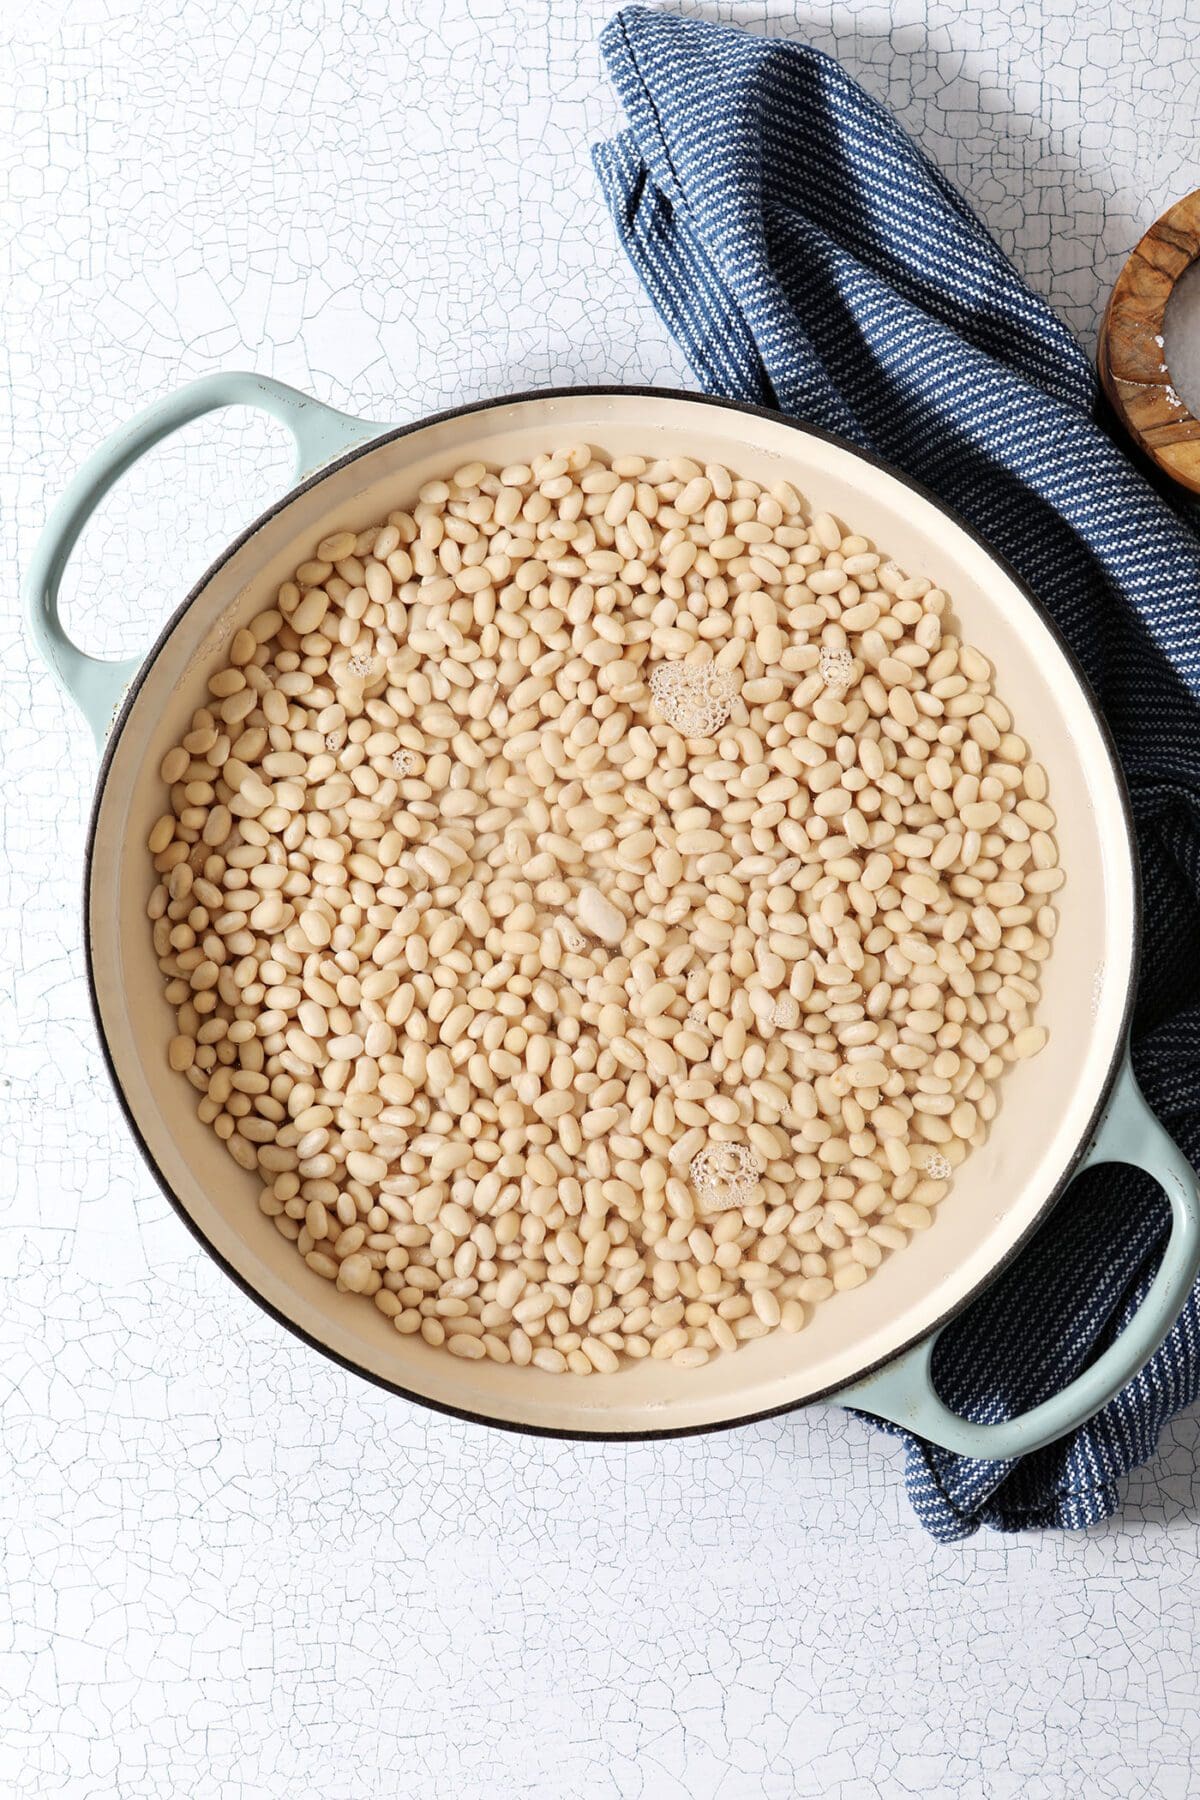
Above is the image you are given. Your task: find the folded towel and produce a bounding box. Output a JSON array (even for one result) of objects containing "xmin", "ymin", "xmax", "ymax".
[{"xmin": 594, "ymin": 5, "xmax": 1200, "ymax": 1540}]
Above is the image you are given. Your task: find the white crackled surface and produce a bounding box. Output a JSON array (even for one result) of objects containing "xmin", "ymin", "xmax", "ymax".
[{"xmin": 3, "ymin": 3, "xmax": 1199, "ymax": 1795}]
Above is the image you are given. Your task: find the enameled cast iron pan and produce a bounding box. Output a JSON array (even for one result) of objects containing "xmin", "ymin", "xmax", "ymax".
[{"xmin": 25, "ymin": 374, "xmax": 1200, "ymax": 1455}]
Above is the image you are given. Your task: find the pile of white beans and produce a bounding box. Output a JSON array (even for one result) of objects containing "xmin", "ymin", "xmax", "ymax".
[{"xmin": 147, "ymin": 444, "xmax": 1060, "ymax": 1374}]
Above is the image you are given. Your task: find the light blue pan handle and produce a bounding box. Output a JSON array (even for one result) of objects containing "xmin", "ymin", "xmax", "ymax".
[
  {"xmin": 836, "ymin": 1053, "xmax": 1200, "ymax": 1457},
  {"xmin": 23, "ymin": 372, "xmax": 383, "ymax": 746}
]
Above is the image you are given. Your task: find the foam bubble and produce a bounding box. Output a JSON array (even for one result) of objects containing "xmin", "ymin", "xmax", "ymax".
[
  {"xmin": 689, "ymin": 1142, "xmax": 763, "ymax": 1213},
  {"xmin": 649, "ymin": 662, "xmax": 737, "ymax": 737},
  {"xmin": 771, "ymin": 994, "xmax": 800, "ymax": 1030},
  {"xmin": 819, "ymin": 646, "xmax": 854, "ymax": 693}
]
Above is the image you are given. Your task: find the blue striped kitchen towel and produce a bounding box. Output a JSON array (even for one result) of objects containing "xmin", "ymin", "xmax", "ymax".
[{"xmin": 594, "ymin": 6, "xmax": 1200, "ymax": 1540}]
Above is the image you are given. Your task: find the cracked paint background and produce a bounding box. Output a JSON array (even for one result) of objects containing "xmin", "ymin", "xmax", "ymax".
[{"xmin": 3, "ymin": 1, "xmax": 1199, "ymax": 1794}]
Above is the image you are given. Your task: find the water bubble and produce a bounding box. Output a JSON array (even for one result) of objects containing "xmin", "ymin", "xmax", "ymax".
[
  {"xmin": 925, "ymin": 1152, "xmax": 952, "ymax": 1182},
  {"xmin": 391, "ymin": 748, "xmax": 417, "ymax": 776},
  {"xmin": 771, "ymin": 994, "xmax": 800, "ymax": 1030},
  {"xmin": 649, "ymin": 662, "xmax": 737, "ymax": 737},
  {"xmin": 348, "ymin": 652, "xmax": 375, "ymax": 679},
  {"xmin": 819, "ymin": 646, "xmax": 854, "ymax": 693},
  {"xmin": 689, "ymin": 1142, "xmax": 763, "ymax": 1213}
]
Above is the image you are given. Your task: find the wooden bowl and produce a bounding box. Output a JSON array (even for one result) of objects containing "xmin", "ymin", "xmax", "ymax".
[{"xmin": 1099, "ymin": 188, "xmax": 1200, "ymax": 494}]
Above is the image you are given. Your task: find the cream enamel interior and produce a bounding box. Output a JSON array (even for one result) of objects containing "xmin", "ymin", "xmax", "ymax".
[{"xmin": 88, "ymin": 391, "xmax": 1136, "ymax": 1434}]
